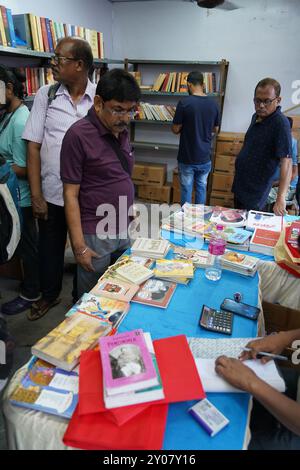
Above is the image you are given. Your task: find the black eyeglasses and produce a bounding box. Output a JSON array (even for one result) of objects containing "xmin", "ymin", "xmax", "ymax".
[
  {"xmin": 253, "ymin": 97, "xmax": 278, "ymax": 107},
  {"xmin": 50, "ymin": 56, "xmax": 79, "ymax": 65}
]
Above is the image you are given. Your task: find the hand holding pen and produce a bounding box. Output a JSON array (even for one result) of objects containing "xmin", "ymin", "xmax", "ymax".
[{"xmin": 239, "ymin": 333, "xmax": 290, "ymax": 363}]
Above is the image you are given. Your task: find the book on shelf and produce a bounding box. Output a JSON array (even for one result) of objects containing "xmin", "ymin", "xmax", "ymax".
[
  {"xmin": 99, "ymin": 329, "xmax": 159, "ymax": 396},
  {"xmin": 131, "ymin": 237, "xmax": 170, "ymax": 259},
  {"xmin": 103, "ymin": 332, "xmax": 164, "ymax": 409},
  {"xmin": 66, "ymin": 292, "xmax": 130, "ymax": 331},
  {"xmin": 210, "ymin": 206, "xmax": 247, "ymax": 228},
  {"xmin": 154, "ymin": 259, "xmax": 194, "ymax": 279},
  {"xmin": 32, "ymin": 309, "xmax": 112, "ymax": 371},
  {"xmin": 136, "ymin": 102, "xmax": 175, "ymax": 121},
  {"xmin": 90, "ymin": 277, "xmax": 139, "ymax": 303},
  {"xmin": 249, "ymin": 228, "xmax": 281, "ymax": 256},
  {"xmin": 131, "ymin": 278, "xmax": 177, "ymax": 309},
  {"xmin": 115, "ymin": 261, "xmax": 153, "ymax": 285},
  {"xmin": 10, "ymin": 357, "xmax": 78, "ymax": 419},
  {"xmin": 246, "ymin": 210, "xmax": 283, "ymax": 232},
  {"xmin": 221, "ymin": 251, "xmax": 259, "ymax": 276}
]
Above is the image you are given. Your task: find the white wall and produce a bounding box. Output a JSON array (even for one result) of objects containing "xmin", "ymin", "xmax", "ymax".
[
  {"xmin": 4, "ymin": 0, "xmax": 113, "ymax": 57},
  {"xmin": 112, "ymin": 0, "xmax": 300, "ymax": 132}
]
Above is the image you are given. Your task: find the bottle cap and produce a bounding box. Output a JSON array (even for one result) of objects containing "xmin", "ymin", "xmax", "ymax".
[{"xmin": 216, "ymin": 224, "xmax": 224, "ymax": 231}]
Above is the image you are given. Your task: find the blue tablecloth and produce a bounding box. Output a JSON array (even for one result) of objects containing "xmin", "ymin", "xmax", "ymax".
[{"xmin": 119, "ymin": 246, "xmax": 260, "ymax": 450}]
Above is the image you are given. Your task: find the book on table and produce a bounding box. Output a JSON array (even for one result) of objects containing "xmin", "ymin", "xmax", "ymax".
[
  {"xmin": 90, "ymin": 277, "xmax": 139, "ymax": 303},
  {"xmin": 209, "ymin": 206, "xmax": 247, "ymax": 228},
  {"xmin": 103, "ymin": 332, "xmax": 164, "ymax": 409},
  {"xmin": 173, "ymin": 246, "xmax": 211, "ymax": 267},
  {"xmin": 131, "ymin": 237, "xmax": 170, "ymax": 259},
  {"xmin": 115, "ymin": 261, "xmax": 153, "ymax": 285},
  {"xmin": 32, "ymin": 310, "xmax": 111, "ymax": 371},
  {"xmin": 249, "ymin": 228, "xmax": 281, "ymax": 255},
  {"xmin": 119, "ymin": 254, "xmax": 154, "ymax": 269},
  {"xmin": 99, "ymin": 329, "xmax": 159, "ymax": 396},
  {"xmin": 221, "ymin": 251, "xmax": 260, "ymax": 276},
  {"xmin": 246, "ymin": 210, "xmax": 283, "ymax": 232},
  {"xmin": 9, "ymin": 357, "xmax": 78, "ymax": 418},
  {"xmin": 65, "ymin": 292, "xmax": 130, "ymax": 330},
  {"xmin": 131, "ymin": 278, "xmax": 177, "ymax": 309},
  {"xmin": 154, "ymin": 259, "xmax": 194, "ymax": 279}
]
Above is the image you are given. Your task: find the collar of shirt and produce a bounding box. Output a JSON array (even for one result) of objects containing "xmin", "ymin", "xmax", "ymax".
[
  {"xmin": 55, "ymin": 79, "xmax": 95, "ymax": 101},
  {"xmin": 86, "ymin": 106, "xmax": 129, "ymax": 141},
  {"xmin": 253, "ymin": 105, "xmax": 282, "ymax": 125}
]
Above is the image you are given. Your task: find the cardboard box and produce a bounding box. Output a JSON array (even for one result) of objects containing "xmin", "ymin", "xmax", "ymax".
[
  {"xmin": 132, "ymin": 162, "xmax": 166, "ymax": 186},
  {"xmin": 209, "ymin": 191, "xmax": 234, "ymax": 208},
  {"xmin": 214, "ymin": 154, "xmax": 236, "ymax": 174},
  {"xmin": 211, "ymin": 173, "xmax": 234, "ymax": 192},
  {"xmin": 216, "ymin": 132, "xmax": 244, "ymax": 156},
  {"xmin": 172, "ymin": 168, "xmax": 180, "ymax": 190},
  {"xmin": 138, "ymin": 184, "xmax": 172, "ymax": 204}
]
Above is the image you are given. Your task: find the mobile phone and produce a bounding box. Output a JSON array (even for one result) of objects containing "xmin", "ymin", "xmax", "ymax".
[{"xmin": 220, "ymin": 298, "xmax": 260, "ymax": 320}]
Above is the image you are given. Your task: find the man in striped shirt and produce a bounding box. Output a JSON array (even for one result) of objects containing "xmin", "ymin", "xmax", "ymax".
[{"xmin": 23, "ymin": 37, "xmax": 96, "ymax": 320}]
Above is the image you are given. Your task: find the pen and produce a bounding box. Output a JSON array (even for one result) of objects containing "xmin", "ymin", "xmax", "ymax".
[{"xmin": 242, "ymin": 347, "xmax": 288, "ymax": 361}]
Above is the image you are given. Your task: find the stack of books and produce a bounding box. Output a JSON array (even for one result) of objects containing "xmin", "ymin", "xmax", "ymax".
[
  {"xmin": 221, "ymin": 251, "xmax": 260, "ymax": 277},
  {"xmin": 131, "ymin": 238, "xmax": 170, "ymax": 259},
  {"xmin": 173, "ymin": 246, "xmax": 211, "ymax": 267},
  {"xmin": 99, "ymin": 329, "xmax": 164, "ymax": 408},
  {"xmin": 246, "ymin": 210, "xmax": 283, "ymax": 232},
  {"xmin": 31, "ymin": 292, "xmax": 130, "ymax": 371},
  {"xmin": 249, "ymin": 228, "xmax": 281, "ymax": 256},
  {"xmin": 210, "ymin": 206, "xmax": 247, "ymax": 228}
]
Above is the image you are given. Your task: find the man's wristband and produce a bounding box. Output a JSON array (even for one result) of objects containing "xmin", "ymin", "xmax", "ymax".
[{"xmin": 75, "ymin": 246, "xmax": 88, "ymax": 256}]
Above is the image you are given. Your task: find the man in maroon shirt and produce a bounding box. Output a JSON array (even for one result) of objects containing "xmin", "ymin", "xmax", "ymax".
[{"xmin": 61, "ymin": 69, "xmax": 141, "ymax": 297}]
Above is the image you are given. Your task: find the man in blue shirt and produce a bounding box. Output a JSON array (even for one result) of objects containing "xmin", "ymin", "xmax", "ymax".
[
  {"xmin": 172, "ymin": 71, "xmax": 220, "ymax": 205},
  {"xmin": 267, "ymin": 116, "xmax": 298, "ymax": 206},
  {"xmin": 232, "ymin": 78, "xmax": 292, "ymax": 216}
]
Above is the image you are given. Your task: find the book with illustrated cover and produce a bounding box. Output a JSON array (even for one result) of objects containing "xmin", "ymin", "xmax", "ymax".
[
  {"xmin": 173, "ymin": 246, "xmax": 211, "ymax": 267},
  {"xmin": 103, "ymin": 332, "xmax": 164, "ymax": 408},
  {"xmin": 131, "ymin": 278, "xmax": 177, "ymax": 309},
  {"xmin": 116, "ymin": 261, "xmax": 153, "ymax": 285},
  {"xmin": 10, "ymin": 357, "xmax": 78, "ymax": 418},
  {"xmin": 222, "ymin": 227, "xmax": 252, "ymax": 245},
  {"xmin": 119, "ymin": 254, "xmax": 154, "ymax": 269},
  {"xmin": 249, "ymin": 228, "xmax": 281, "ymax": 255},
  {"xmin": 210, "ymin": 206, "xmax": 247, "ymax": 228},
  {"xmin": 182, "ymin": 203, "xmax": 213, "ymax": 222},
  {"xmin": 246, "ymin": 210, "xmax": 283, "ymax": 232},
  {"xmin": 32, "ymin": 311, "xmax": 111, "ymax": 371},
  {"xmin": 154, "ymin": 259, "xmax": 194, "ymax": 278},
  {"xmin": 221, "ymin": 251, "xmax": 259, "ymax": 276},
  {"xmin": 65, "ymin": 292, "xmax": 130, "ymax": 331},
  {"xmin": 90, "ymin": 278, "xmax": 139, "ymax": 303},
  {"xmin": 99, "ymin": 329, "xmax": 159, "ymax": 396},
  {"xmin": 287, "ymin": 221, "xmax": 300, "ymax": 248},
  {"xmin": 131, "ymin": 238, "xmax": 170, "ymax": 259}
]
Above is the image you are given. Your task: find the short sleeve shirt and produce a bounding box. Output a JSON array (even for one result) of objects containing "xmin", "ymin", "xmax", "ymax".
[
  {"xmin": 232, "ymin": 106, "xmax": 292, "ymax": 209},
  {"xmin": 22, "ymin": 81, "xmax": 96, "ymax": 207},
  {"xmin": 0, "ymin": 105, "xmax": 30, "ymax": 207},
  {"xmin": 173, "ymin": 95, "xmax": 220, "ymax": 164}
]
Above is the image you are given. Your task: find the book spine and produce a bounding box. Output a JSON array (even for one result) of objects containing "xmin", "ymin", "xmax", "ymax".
[
  {"xmin": 45, "ymin": 18, "xmax": 54, "ymax": 53},
  {"xmin": 1, "ymin": 7, "xmax": 11, "ymax": 47},
  {"xmin": 35, "ymin": 15, "xmax": 44, "ymax": 52},
  {"xmin": 6, "ymin": 8, "xmax": 16, "ymax": 48},
  {"xmin": 29, "ymin": 14, "xmax": 39, "ymax": 51},
  {"xmin": 40, "ymin": 17, "xmax": 50, "ymax": 53},
  {"xmin": 49, "ymin": 20, "xmax": 57, "ymax": 50},
  {"xmin": 0, "ymin": 9, "xmax": 7, "ymax": 47}
]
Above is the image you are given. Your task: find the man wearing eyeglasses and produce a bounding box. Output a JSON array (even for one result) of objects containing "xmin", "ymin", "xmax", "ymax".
[
  {"xmin": 61, "ymin": 69, "xmax": 141, "ymax": 297},
  {"xmin": 22, "ymin": 37, "xmax": 96, "ymax": 320},
  {"xmin": 232, "ymin": 77, "xmax": 292, "ymax": 216}
]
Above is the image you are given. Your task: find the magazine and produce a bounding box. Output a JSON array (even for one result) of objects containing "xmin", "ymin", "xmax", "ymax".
[{"xmin": 210, "ymin": 206, "xmax": 247, "ymax": 228}]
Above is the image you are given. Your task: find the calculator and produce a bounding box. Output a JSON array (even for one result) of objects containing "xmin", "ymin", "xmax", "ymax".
[{"xmin": 199, "ymin": 305, "xmax": 233, "ymax": 335}]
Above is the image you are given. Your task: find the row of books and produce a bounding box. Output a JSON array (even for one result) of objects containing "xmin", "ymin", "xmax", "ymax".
[
  {"xmin": 0, "ymin": 7, "xmax": 105, "ymax": 58},
  {"xmin": 20, "ymin": 67, "xmax": 54, "ymax": 96},
  {"xmin": 135, "ymin": 102, "xmax": 176, "ymax": 121},
  {"xmin": 152, "ymin": 71, "xmax": 217, "ymax": 94}
]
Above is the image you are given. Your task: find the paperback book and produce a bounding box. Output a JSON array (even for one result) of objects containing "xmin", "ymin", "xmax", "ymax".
[
  {"xmin": 131, "ymin": 278, "xmax": 177, "ymax": 309},
  {"xmin": 90, "ymin": 278, "xmax": 139, "ymax": 303},
  {"xmin": 32, "ymin": 311, "xmax": 111, "ymax": 371},
  {"xmin": 115, "ymin": 261, "xmax": 153, "ymax": 285},
  {"xmin": 99, "ymin": 329, "xmax": 159, "ymax": 396},
  {"xmin": 173, "ymin": 246, "xmax": 211, "ymax": 267},
  {"xmin": 221, "ymin": 251, "xmax": 259, "ymax": 276},
  {"xmin": 65, "ymin": 292, "xmax": 130, "ymax": 330},
  {"xmin": 131, "ymin": 238, "xmax": 170, "ymax": 259},
  {"xmin": 209, "ymin": 206, "xmax": 247, "ymax": 228},
  {"xmin": 10, "ymin": 357, "xmax": 78, "ymax": 418},
  {"xmin": 246, "ymin": 210, "xmax": 283, "ymax": 232},
  {"xmin": 154, "ymin": 259, "xmax": 194, "ymax": 278},
  {"xmin": 103, "ymin": 332, "xmax": 164, "ymax": 408},
  {"xmin": 249, "ymin": 228, "xmax": 281, "ymax": 256}
]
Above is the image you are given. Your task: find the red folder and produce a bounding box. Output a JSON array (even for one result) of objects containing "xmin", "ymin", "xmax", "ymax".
[
  {"xmin": 63, "ymin": 403, "xmax": 168, "ymax": 450},
  {"xmin": 78, "ymin": 334, "xmax": 205, "ymax": 424}
]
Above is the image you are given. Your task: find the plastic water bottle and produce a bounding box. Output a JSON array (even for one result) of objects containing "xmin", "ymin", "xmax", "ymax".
[{"xmin": 205, "ymin": 225, "xmax": 226, "ymax": 281}]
